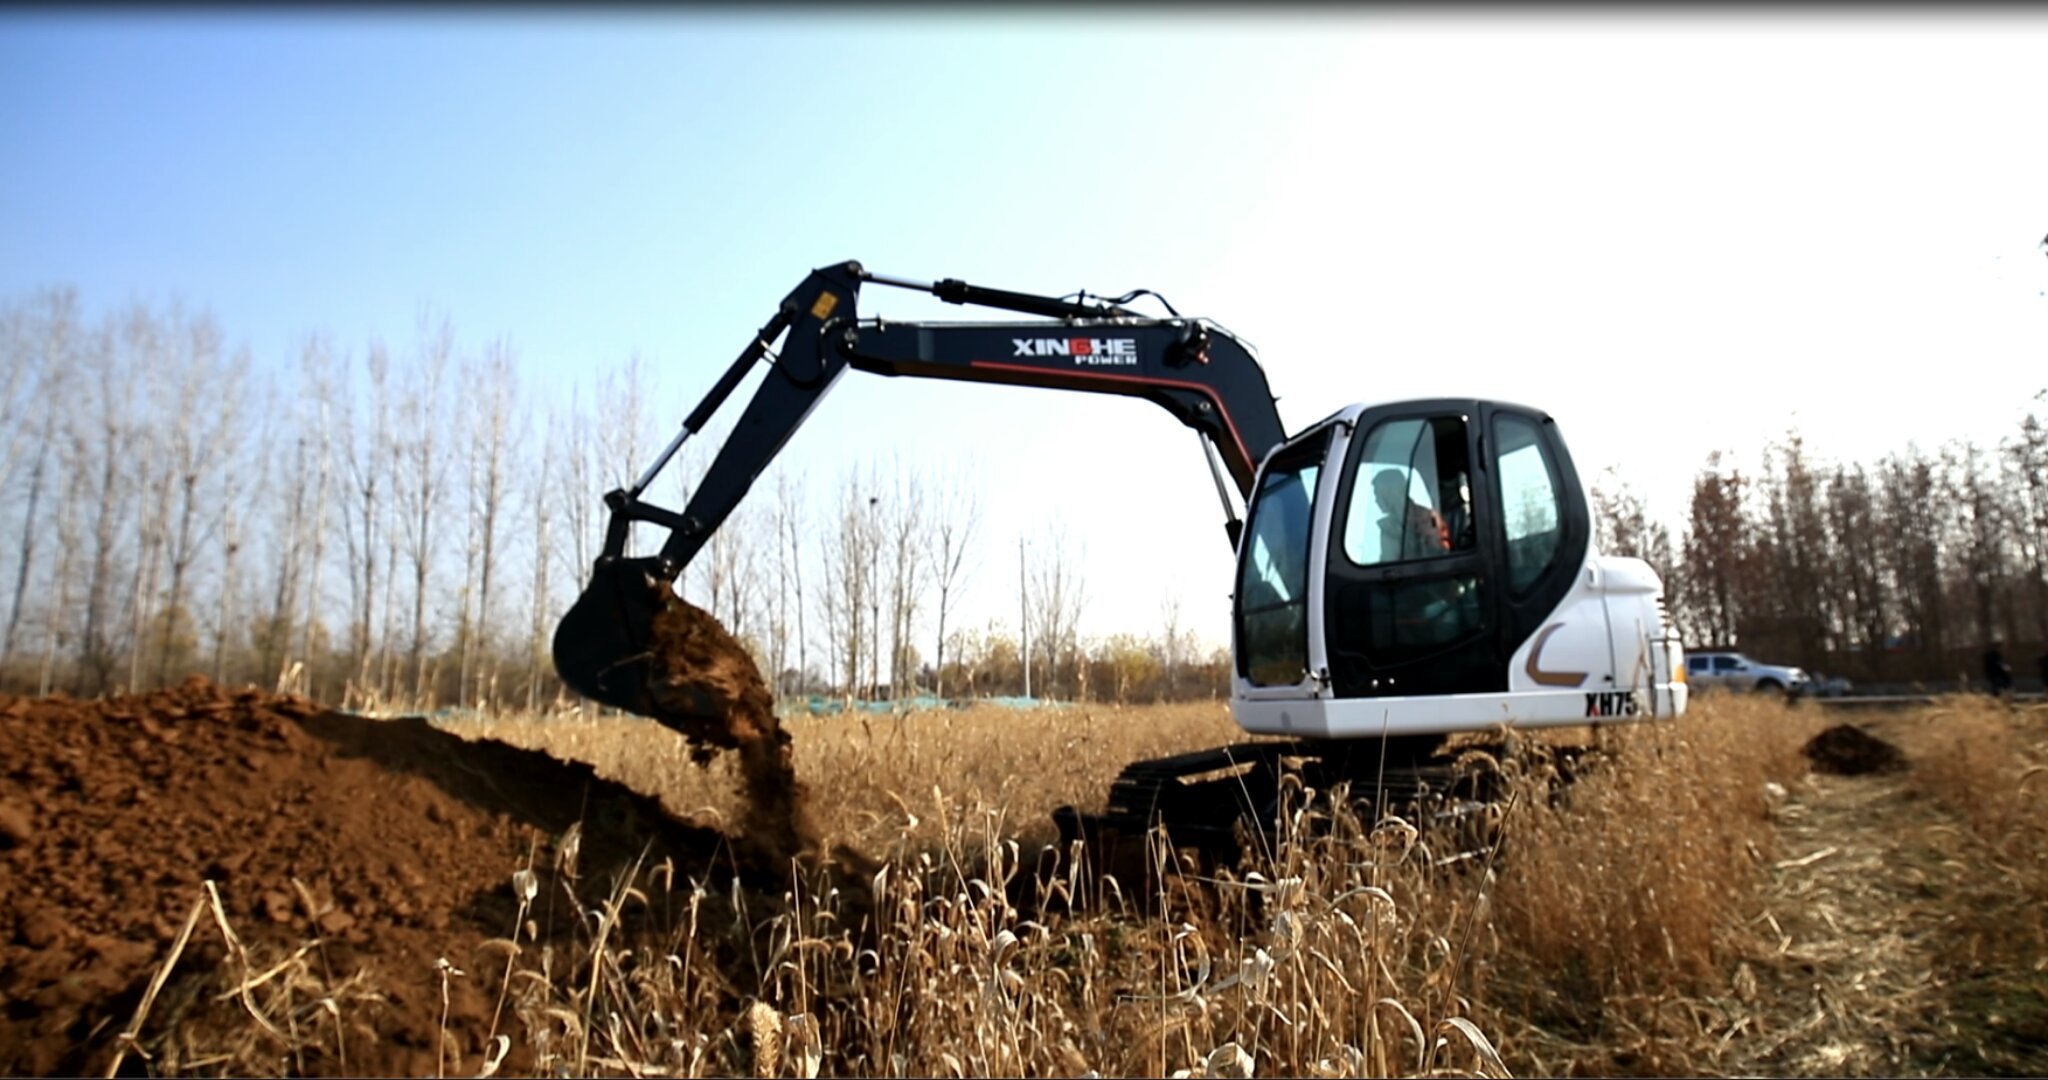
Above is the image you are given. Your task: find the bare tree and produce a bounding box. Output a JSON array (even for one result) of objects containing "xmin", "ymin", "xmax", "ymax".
[
  {"xmin": 1025, "ymin": 517, "xmax": 1088, "ymax": 700},
  {"xmin": 1158, "ymin": 591, "xmax": 1186, "ymax": 701},
  {"xmin": 0, "ymin": 290, "xmax": 67, "ymax": 494},
  {"xmin": 340, "ymin": 340, "xmax": 391, "ymax": 695},
  {"xmin": 701, "ymin": 497, "xmax": 763, "ymax": 644},
  {"xmin": 925, "ymin": 459, "xmax": 981, "ymax": 699},
  {"xmin": 1822, "ymin": 463, "xmax": 1890, "ymax": 661},
  {"xmin": 261, "ymin": 422, "xmax": 313, "ymax": 682},
  {"xmin": 770, "ymin": 468, "xmax": 809, "ymax": 696},
  {"xmin": 1675, "ymin": 453, "xmax": 1748, "ymax": 648},
  {"xmin": 1742, "ymin": 431, "xmax": 1834, "ymax": 664},
  {"xmin": 1878, "ymin": 448, "xmax": 1946, "ymax": 662},
  {"xmin": 377, "ymin": 424, "xmax": 405, "ymax": 703},
  {"xmin": 554, "ymin": 382, "xmax": 600, "ymax": 607},
  {"xmin": 596, "ymin": 353, "xmax": 655, "ymax": 515},
  {"xmin": 882, "ymin": 457, "xmax": 927, "ymax": 698},
  {"xmin": 1, "ymin": 290, "xmax": 75, "ymax": 672},
  {"xmin": 527, "ymin": 397, "xmax": 562, "ymax": 711},
  {"xmin": 153, "ymin": 312, "xmax": 247, "ymax": 684},
  {"xmin": 124, "ymin": 306, "xmax": 179, "ymax": 691},
  {"xmin": 39, "ymin": 449, "xmax": 88, "ymax": 695},
  {"xmin": 457, "ymin": 338, "xmax": 518, "ymax": 708},
  {"xmin": 821, "ymin": 463, "xmax": 878, "ymax": 700},
  {"xmin": 394, "ymin": 312, "xmax": 455, "ymax": 702},
  {"xmin": 2006, "ymin": 400, "xmax": 2048, "ymax": 645},
  {"xmin": 253, "ymin": 342, "xmax": 339, "ymax": 694},
  {"xmin": 1948, "ymin": 441, "xmax": 2009, "ymax": 648},
  {"xmin": 865, "ymin": 485, "xmax": 883, "ymax": 700},
  {"xmin": 212, "ymin": 464, "xmax": 242, "ymax": 683},
  {"xmin": 77, "ymin": 307, "xmax": 142, "ymax": 691},
  {"xmin": 296, "ymin": 338, "xmax": 344, "ymax": 699},
  {"xmin": 1, "ymin": 412, "xmax": 52, "ymax": 672},
  {"xmin": 543, "ymin": 362, "xmax": 656, "ymax": 702},
  {"xmin": 1590, "ymin": 466, "xmax": 1676, "ymax": 586}
]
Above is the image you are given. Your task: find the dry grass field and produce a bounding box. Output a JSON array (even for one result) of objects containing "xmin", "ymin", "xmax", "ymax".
[
  {"xmin": 8, "ymin": 686, "xmax": 2047, "ymax": 1076},
  {"xmin": 426, "ymin": 692, "xmax": 2048, "ymax": 1077}
]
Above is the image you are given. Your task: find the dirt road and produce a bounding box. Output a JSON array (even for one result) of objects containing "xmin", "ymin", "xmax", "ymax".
[{"xmin": 1724, "ymin": 716, "xmax": 2046, "ymax": 1077}]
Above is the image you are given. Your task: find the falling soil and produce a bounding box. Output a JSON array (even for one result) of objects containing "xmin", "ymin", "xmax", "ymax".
[
  {"xmin": 1801, "ymin": 722, "xmax": 1909, "ymax": 775},
  {"xmin": 553, "ymin": 561, "xmax": 811, "ymax": 863},
  {"xmin": 642, "ymin": 591, "xmax": 810, "ymax": 864},
  {"xmin": 0, "ymin": 676, "xmax": 861, "ymax": 1078}
]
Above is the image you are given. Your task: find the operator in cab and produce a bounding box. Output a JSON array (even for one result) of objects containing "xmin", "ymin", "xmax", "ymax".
[{"xmin": 1374, "ymin": 469, "xmax": 1451, "ymax": 561}]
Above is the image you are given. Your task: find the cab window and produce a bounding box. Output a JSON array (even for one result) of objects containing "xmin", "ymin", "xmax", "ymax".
[
  {"xmin": 1342, "ymin": 416, "xmax": 1471, "ymax": 566},
  {"xmin": 1494, "ymin": 413, "xmax": 1563, "ymax": 594},
  {"xmin": 1236, "ymin": 433, "xmax": 1327, "ymax": 686}
]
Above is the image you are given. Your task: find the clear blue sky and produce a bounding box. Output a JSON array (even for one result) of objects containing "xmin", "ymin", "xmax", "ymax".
[{"xmin": 5, "ymin": 10, "xmax": 2045, "ymax": 647}]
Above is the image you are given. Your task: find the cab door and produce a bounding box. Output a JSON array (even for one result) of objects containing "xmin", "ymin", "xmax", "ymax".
[
  {"xmin": 1488, "ymin": 405, "xmax": 1594, "ymax": 681},
  {"xmin": 1232, "ymin": 427, "xmax": 1334, "ymax": 692},
  {"xmin": 1319, "ymin": 402, "xmax": 1499, "ymax": 698},
  {"xmin": 1319, "ymin": 401, "xmax": 1591, "ymax": 700}
]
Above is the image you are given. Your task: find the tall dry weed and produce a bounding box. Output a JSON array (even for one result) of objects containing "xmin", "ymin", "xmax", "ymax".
[
  {"xmin": 1893, "ymin": 697, "xmax": 2048, "ymax": 955},
  {"xmin": 458, "ymin": 752, "xmax": 1512, "ymax": 1078},
  {"xmin": 1481, "ymin": 695, "xmax": 1819, "ymax": 1070},
  {"xmin": 1898, "ymin": 699, "xmax": 2048, "ymax": 871}
]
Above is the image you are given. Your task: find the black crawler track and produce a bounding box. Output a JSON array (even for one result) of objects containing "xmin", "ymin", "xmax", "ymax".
[{"xmin": 1052, "ymin": 735, "xmax": 1520, "ymax": 872}]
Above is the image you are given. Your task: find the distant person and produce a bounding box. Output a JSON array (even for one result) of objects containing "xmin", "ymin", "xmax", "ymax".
[
  {"xmin": 2038, "ymin": 650, "xmax": 2048, "ymax": 695},
  {"xmin": 1374, "ymin": 470, "xmax": 1451, "ymax": 561},
  {"xmin": 1983, "ymin": 643, "xmax": 2013, "ymax": 698}
]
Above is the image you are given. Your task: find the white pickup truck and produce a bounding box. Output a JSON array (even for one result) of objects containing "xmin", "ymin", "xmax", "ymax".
[{"xmin": 1684, "ymin": 650, "xmax": 1810, "ymax": 695}]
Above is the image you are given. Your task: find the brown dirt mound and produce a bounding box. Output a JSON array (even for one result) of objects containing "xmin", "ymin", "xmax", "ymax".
[
  {"xmin": 1802, "ymin": 723, "xmax": 1909, "ymax": 775},
  {"xmin": 0, "ymin": 676, "xmax": 851, "ymax": 1077}
]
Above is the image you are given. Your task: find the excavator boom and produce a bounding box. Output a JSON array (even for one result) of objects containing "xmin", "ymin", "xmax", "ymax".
[{"xmin": 552, "ymin": 261, "xmax": 1287, "ymax": 726}]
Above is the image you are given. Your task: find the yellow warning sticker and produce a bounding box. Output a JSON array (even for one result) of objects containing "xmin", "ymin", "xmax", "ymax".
[{"xmin": 810, "ymin": 291, "xmax": 840, "ymax": 320}]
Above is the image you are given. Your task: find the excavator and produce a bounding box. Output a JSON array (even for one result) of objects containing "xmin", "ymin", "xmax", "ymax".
[{"xmin": 552, "ymin": 260, "xmax": 1689, "ymax": 860}]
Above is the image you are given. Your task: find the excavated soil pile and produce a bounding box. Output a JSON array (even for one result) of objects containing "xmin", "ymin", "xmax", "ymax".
[
  {"xmin": 643, "ymin": 593, "xmax": 808, "ymax": 862},
  {"xmin": 1802, "ymin": 723, "xmax": 1909, "ymax": 776},
  {"xmin": 0, "ymin": 676, "xmax": 841, "ymax": 1077}
]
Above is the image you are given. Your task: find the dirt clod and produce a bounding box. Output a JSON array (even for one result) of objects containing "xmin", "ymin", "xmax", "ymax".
[
  {"xmin": 1802, "ymin": 723, "xmax": 1908, "ymax": 775},
  {"xmin": 0, "ymin": 798, "xmax": 32, "ymax": 846}
]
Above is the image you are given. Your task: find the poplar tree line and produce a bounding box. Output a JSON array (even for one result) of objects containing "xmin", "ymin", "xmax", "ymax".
[
  {"xmin": 10, "ymin": 286, "xmax": 2029, "ymax": 707},
  {"xmin": 1593, "ymin": 406, "xmax": 2048, "ymax": 685}
]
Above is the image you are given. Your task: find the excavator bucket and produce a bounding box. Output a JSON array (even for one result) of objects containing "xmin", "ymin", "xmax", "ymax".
[
  {"xmin": 552, "ymin": 555, "xmax": 673, "ymax": 718},
  {"xmin": 552, "ymin": 556, "xmax": 776, "ymax": 761}
]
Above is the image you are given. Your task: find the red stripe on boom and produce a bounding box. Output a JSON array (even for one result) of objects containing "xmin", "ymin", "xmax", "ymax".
[{"xmin": 967, "ymin": 359, "xmax": 1255, "ymax": 482}]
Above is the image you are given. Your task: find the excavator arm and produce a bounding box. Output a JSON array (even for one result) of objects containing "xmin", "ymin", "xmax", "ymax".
[{"xmin": 553, "ymin": 260, "xmax": 1288, "ymax": 722}]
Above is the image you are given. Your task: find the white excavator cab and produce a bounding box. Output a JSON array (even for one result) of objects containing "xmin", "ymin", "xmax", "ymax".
[{"xmin": 1231, "ymin": 398, "xmax": 1687, "ymax": 740}]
